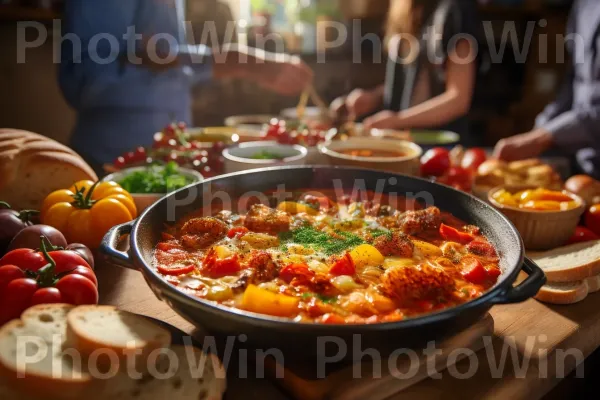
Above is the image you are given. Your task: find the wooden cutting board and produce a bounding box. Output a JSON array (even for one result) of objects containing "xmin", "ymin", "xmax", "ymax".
[{"xmin": 266, "ymin": 314, "xmax": 494, "ymax": 400}]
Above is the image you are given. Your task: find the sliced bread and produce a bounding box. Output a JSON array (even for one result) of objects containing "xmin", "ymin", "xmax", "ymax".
[
  {"xmin": 102, "ymin": 345, "xmax": 226, "ymax": 400},
  {"xmin": 535, "ymin": 274, "xmax": 600, "ymax": 305},
  {"xmin": 0, "ymin": 304, "xmax": 92, "ymax": 399},
  {"xmin": 528, "ymin": 240, "xmax": 600, "ymax": 283},
  {"xmin": 535, "ymin": 281, "xmax": 589, "ymax": 305},
  {"xmin": 67, "ymin": 306, "xmax": 172, "ymax": 360}
]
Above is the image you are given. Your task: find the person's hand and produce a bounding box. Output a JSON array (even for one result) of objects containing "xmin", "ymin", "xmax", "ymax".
[
  {"xmin": 363, "ymin": 111, "xmax": 401, "ymax": 130},
  {"xmin": 330, "ymin": 96, "xmax": 348, "ymax": 119},
  {"xmin": 493, "ymin": 129, "xmax": 554, "ymax": 161},
  {"xmin": 346, "ymin": 89, "xmax": 380, "ymax": 119},
  {"xmin": 250, "ymin": 54, "xmax": 314, "ymax": 96}
]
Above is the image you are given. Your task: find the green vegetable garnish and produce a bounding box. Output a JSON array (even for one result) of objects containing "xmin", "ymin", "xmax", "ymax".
[
  {"xmin": 302, "ymin": 292, "xmax": 338, "ymax": 304},
  {"xmin": 369, "ymin": 229, "xmax": 391, "ymax": 239},
  {"xmin": 118, "ymin": 162, "xmax": 196, "ymax": 194},
  {"xmin": 280, "ymin": 226, "xmax": 365, "ymax": 255},
  {"xmin": 251, "ymin": 151, "xmax": 285, "ymax": 160}
]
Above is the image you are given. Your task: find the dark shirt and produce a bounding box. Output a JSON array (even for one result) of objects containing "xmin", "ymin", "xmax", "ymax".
[{"xmin": 536, "ymin": 0, "xmax": 600, "ymax": 178}]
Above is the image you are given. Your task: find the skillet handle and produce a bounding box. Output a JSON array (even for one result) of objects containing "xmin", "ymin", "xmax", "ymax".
[
  {"xmin": 490, "ymin": 257, "xmax": 547, "ymax": 305},
  {"xmin": 99, "ymin": 221, "xmax": 137, "ymax": 271}
]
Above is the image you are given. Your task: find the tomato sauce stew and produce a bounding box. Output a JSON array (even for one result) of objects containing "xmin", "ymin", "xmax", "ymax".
[{"xmin": 153, "ymin": 192, "xmax": 501, "ymax": 324}]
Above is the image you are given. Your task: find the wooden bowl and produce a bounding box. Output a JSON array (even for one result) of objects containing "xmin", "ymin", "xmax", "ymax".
[
  {"xmin": 488, "ymin": 185, "xmax": 586, "ymax": 251},
  {"xmin": 319, "ymin": 138, "xmax": 422, "ymax": 176}
]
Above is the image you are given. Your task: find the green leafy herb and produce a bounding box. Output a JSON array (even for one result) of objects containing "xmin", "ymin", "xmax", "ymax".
[
  {"xmin": 118, "ymin": 162, "xmax": 196, "ymax": 194},
  {"xmin": 370, "ymin": 229, "xmax": 392, "ymax": 239},
  {"xmin": 251, "ymin": 151, "xmax": 285, "ymax": 160},
  {"xmin": 302, "ymin": 292, "xmax": 337, "ymax": 304},
  {"xmin": 279, "ymin": 226, "xmax": 365, "ymax": 255}
]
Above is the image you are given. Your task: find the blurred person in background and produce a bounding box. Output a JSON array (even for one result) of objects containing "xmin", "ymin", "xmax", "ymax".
[
  {"xmin": 330, "ymin": 0, "xmax": 481, "ymax": 136},
  {"xmin": 494, "ymin": 0, "xmax": 600, "ymax": 179},
  {"xmin": 59, "ymin": 0, "xmax": 313, "ymax": 171}
]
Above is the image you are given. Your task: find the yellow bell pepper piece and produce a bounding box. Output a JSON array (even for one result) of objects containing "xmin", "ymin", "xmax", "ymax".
[
  {"xmin": 241, "ymin": 285, "xmax": 300, "ymax": 317},
  {"xmin": 277, "ymin": 201, "xmax": 318, "ymax": 215},
  {"xmin": 349, "ymin": 244, "xmax": 385, "ymax": 268}
]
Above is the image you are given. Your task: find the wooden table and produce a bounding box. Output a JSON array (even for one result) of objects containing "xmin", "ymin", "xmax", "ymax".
[{"xmin": 97, "ymin": 263, "xmax": 600, "ymax": 400}]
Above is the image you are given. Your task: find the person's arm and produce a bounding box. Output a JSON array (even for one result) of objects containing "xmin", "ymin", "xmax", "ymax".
[
  {"xmin": 58, "ymin": 0, "xmax": 137, "ymax": 109},
  {"xmin": 364, "ymin": 39, "xmax": 475, "ymax": 129},
  {"xmin": 535, "ymin": 7, "xmax": 576, "ymax": 127}
]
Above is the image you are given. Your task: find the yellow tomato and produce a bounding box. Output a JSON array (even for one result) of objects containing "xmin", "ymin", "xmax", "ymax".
[
  {"xmin": 43, "ymin": 202, "xmax": 76, "ymax": 234},
  {"xmin": 92, "ymin": 181, "xmax": 122, "ymax": 199},
  {"xmin": 90, "ymin": 198, "xmax": 133, "ymax": 238},
  {"xmin": 69, "ymin": 180, "xmax": 95, "ymax": 194},
  {"xmin": 41, "ymin": 180, "xmax": 136, "ymax": 248},
  {"xmin": 41, "ymin": 189, "xmax": 75, "ymax": 218},
  {"xmin": 105, "ymin": 194, "xmax": 137, "ymax": 218},
  {"xmin": 92, "ymin": 186, "xmax": 133, "ymax": 203},
  {"xmin": 65, "ymin": 209, "xmax": 96, "ymax": 247}
]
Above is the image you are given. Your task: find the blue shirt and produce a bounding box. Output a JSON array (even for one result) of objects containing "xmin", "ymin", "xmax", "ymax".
[
  {"xmin": 59, "ymin": 0, "xmax": 212, "ymax": 166},
  {"xmin": 536, "ymin": 0, "xmax": 600, "ymax": 178}
]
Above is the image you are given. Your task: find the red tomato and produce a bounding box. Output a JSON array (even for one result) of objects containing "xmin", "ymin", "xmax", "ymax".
[
  {"xmin": 0, "ymin": 248, "xmax": 46, "ymax": 271},
  {"xmin": 47, "ymin": 251, "xmax": 92, "ymax": 274},
  {"xmin": 329, "ymin": 253, "xmax": 356, "ymax": 276},
  {"xmin": 438, "ymin": 166, "xmax": 473, "ymax": 192},
  {"xmin": 440, "ymin": 224, "xmax": 475, "ymax": 244},
  {"xmin": 566, "ymin": 226, "xmax": 600, "ymax": 244},
  {"xmin": 420, "ymin": 148, "xmax": 451, "ymax": 177},
  {"xmin": 157, "ymin": 264, "xmax": 195, "ymax": 276},
  {"xmin": 202, "ymin": 249, "xmax": 241, "ymax": 278},
  {"xmin": 227, "ymin": 226, "xmax": 249, "ymax": 239},
  {"xmin": 55, "ymin": 275, "xmax": 99, "ymax": 305},
  {"xmin": 584, "ymin": 204, "xmax": 600, "ymax": 236},
  {"xmin": 461, "ymin": 148, "xmax": 487, "ymax": 171},
  {"xmin": 461, "ymin": 258, "xmax": 488, "ymax": 284},
  {"xmin": 0, "ymin": 265, "xmax": 25, "ymax": 292},
  {"xmin": 279, "ymin": 263, "xmax": 314, "ymax": 283},
  {"xmin": 31, "ymin": 288, "xmax": 63, "ymax": 306},
  {"xmin": 2, "ymin": 278, "xmax": 38, "ymax": 322}
]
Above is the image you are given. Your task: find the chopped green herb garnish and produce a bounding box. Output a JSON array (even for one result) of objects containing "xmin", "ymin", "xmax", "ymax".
[
  {"xmin": 279, "ymin": 226, "xmax": 365, "ymax": 255},
  {"xmin": 369, "ymin": 229, "xmax": 391, "ymax": 239},
  {"xmin": 118, "ymin": 162, "xmax": 196, "ymax": 194},
  {"xmin": 302, "ymin": 292, "xmax": 337, "ymax": 304},
  {"xmin": 250, "ymin": 151, "xmax": 285, "ymax": 160}
]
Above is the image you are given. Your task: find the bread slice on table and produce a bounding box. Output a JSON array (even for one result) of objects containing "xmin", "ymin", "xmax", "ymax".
[
  {"xmin": 535, "ymin": 274, "xmax": 600, "ymax": 305},
  {"xmin": 528, "ymin": 240, "xmax": 600, "ymax": 283},
  {"xmin": 0, "ymin": 129, "xmax": 97, "ymax": 210},
  {"xmin": 67, "ymin": 306, "xmax": 172, "ymax": 361},
  {"xmin": 0, "ymin": 304, "xmax": 92, "ymax": 399},
  {"xmin": 103, "ymin": 345, "xmax": 226, "ymax": 400}
]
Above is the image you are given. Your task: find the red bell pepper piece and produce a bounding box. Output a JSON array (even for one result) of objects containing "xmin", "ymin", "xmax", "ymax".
[
  {"xmin": 439, "ymin": 223, "xmax": 475, "ymax": 244},
  {"xmin": 157, "ymin": 264, "xmax": 195, "ymax": 276},
  {"xmin": 227, "ymin": 226, "xmax": 249, "ymax": 239},
  {"xmin": 461, "ymin": 257, "xmax": 488, "ymax": 284},
  {"xmin": 201, "ymin": 249, "xmax": 241, "ymax": 278},
  {"xmin": 329, "ymin": 253, "xmax": 356, "ymax": 276},
  {"xmin": 279, "ymin": 263, "xmax": 314, "ymax": 284}
]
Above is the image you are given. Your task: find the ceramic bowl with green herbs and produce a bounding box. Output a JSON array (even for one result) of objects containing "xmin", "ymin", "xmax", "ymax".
[{"xmin": 102, "ymin": 162, "xmax": 203, "ymax": 211}]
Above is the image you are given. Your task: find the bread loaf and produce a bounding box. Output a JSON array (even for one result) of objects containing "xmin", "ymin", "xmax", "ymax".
[{"xmin": 0, "ymin": 129, "xmax": 97, "ymax": 210}]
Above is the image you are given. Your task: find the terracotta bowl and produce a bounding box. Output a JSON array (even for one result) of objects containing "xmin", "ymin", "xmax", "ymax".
[
  {"xmin": 319, "ymin": 138, "xmax": 422, "ymax": 176},
  {"xmin": 488, "ymin": 185, "xmax": 586, "ymax": 251}
]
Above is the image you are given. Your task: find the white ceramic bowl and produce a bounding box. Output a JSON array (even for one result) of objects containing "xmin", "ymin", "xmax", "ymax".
[
  {"xmin": 102, "ymin": 166, "xmax": 204, "ymax": 213},
  {"xmin": 223, "ymin": 141, "xmax": 308, "ymax": 174},
  {"xmin": 319, "ymin": 138, "xmax": 423, "ymax": 175}
]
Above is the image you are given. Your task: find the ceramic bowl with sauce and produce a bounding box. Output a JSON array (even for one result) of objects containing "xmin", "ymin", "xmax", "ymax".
[
  {"xmin": 319, "ymin": 138, "xmax": 423, "ymax": 175},
  {"xmin": 223, "ymin": 141, "xmax": 308, "ymax": 174}
]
